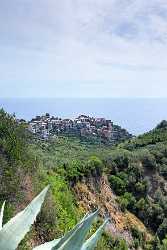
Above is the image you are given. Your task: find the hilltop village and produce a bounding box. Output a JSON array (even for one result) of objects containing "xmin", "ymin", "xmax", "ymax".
[{"xmin": 28, "ymin": 113, "xmax": 132, "ymax": 144}]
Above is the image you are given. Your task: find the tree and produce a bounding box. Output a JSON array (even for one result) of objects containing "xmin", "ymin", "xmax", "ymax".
[{"xmin": 0, "ymin": 109, "xmax": 27, "ymax": 161}]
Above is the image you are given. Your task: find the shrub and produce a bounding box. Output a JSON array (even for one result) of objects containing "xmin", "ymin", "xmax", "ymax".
[
  {"xmin": 135, "ymin": 180, "xmax": 148, "ymax": 196},
  {"xmin": 118, "ymin": 192, "xmax": 136, "ymax": 212},
  {"xmin": 87, "ymin": 156, "xmax": 103, "ymax": 173},
  {"xmin": 146, "ymin": 204, "xmax": 164, "ymax": 231},
  {"xmin": 0, "ymin": 186, "xmax": 108, "ymax": 250},
  {"xmin": 109, "ymin": 175, "xmax": 126, "ymax": 195},
  {"xmin": 117, "ymin": 197, "xmax": 129, "ymax": 212},
  {"xmin": 0, "ymin": 109, "xmax": 27, "ymax": 161},
  {"xmin": 108, "ymin": 150, "xmax": 131, "ymax": 170},
  {"xmin": 137, "ymin": 149, "xmax": 156, "ymax": 169}
]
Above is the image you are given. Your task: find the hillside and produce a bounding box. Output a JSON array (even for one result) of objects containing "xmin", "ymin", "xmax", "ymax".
[{"xmin": 1, "ymin": 109, "xmax": 167, "ymax": 249}]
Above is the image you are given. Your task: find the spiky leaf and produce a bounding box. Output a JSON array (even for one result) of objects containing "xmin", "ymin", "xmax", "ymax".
[
  {"xmin": 33, "ymin": 210, "xmax": 99, "ymax": 250},
  {"xmin": 33, "ymin": 239, "xmax": 61, "ymax": 250},
  {"xmin": 0, "ymin": 186, "xmax": 49, "ymax": 250},
  {"xmin": 81, "ymin": 219, "xmax": 109, "ymax": 250},
  {"xmin": 0, "ymin": 201, "xmax": 5, "ymax": 230}
]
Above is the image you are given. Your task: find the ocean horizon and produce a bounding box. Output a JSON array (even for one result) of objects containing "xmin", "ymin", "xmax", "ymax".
[{"xmin": 1, "ymin": 97, "xmax": 167, "ymax": 136}]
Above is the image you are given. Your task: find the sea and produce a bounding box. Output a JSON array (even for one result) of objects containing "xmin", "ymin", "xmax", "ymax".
[{"xmin": 0, "ymin": 98, "xmax": 167, "ymax": 136}]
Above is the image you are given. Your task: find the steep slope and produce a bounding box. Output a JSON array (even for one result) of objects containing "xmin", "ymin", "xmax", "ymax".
[
  {"xmin": 2, "ymin": 108, "xmax": 167, "ymax": 249},
  {"xmin": 0, "ymin": 109, "xmax": 79, "ymax": 249},
  {"xmin": 74, "ymin": 174, "xmax": 152, "ymax": 247},
  {"xmin": 119, "ymin": 120, "xmax": 167, "ymax": 198},
  {"xmin": 104, "ymin": 121, "xmax": 167, "ymax": 245}
]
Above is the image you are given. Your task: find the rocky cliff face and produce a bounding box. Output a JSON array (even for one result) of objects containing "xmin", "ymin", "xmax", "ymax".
[{"xmin": 74, "ymin": 174, "xmax": 152, "ymax": 247}]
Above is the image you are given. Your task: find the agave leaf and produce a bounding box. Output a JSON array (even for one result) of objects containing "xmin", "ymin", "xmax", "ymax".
[
  {"xmin": 33, "ymin": 239, "xmax": 61, "ymax": 250},
  {"xmin": 81, "ymin": 219, "xmax": 109, "ymax": 250},
  {"xmin": 0, "ymin": 201, "xmax": 5, "ymax": 230},
  {"xmin": 33, "ymin": 213, "xmax": 83, "ymax": 250},
  {"xmin": 53, "ymin": 210, "xmax": 99, "ymax": 250},
  {"xmin": 33, "ymin": 210, "xmax": 99, "ymax": 250},
  {"xmin": 0, "ymin": 186, "xmax": 49, "ymax": 250}
]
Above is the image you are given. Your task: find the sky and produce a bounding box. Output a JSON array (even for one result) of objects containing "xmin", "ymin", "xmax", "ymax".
[{"xmin": 0, "ymin": 0, "xmax": 167, "ymax": 98}]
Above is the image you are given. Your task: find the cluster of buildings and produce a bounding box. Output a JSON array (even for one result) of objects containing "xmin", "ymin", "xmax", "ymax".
[{"xmin": 28, "ymin": 113, "xmax": 132, "ymax": 143}]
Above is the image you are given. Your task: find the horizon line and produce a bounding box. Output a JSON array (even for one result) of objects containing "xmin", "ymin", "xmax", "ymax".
[{"xmin": 1, "ymin": 96, "xmax": 167, "ymax": 99}]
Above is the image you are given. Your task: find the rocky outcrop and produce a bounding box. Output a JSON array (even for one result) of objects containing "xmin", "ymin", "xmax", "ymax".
[{"xmin": 74, "ymin": 175, "xmax": 152, "ymax": 246}]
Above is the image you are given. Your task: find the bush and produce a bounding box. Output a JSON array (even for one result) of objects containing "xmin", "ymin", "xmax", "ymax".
[
  {"xmin": 118, "ymin": 192, "xmax": 136, "ymax": 212},
  {"xmin": 0, "ymin": 109, "xmax": 27, "ymax": 161},
  {"xmin": 146, "ymin": 203, "xmax": 164, "ymax": 231},
  {"xmin": 131, "ymin": 226, "xmax": 145, "ymax": 248},
  {"xmin": 109, "ymin": 175, "xmax": 127, "ymax": 195},
  {"xmin": 136, "ymin": 198, "xmax": 147, "ymax": 219},
  {"xmin": 108, "ymin": 150, "xmax": 131, "ymax": 170},
  {"xmin": 65, "ymin": 160, "xmax": 83, "ymax": 181},
  {"xmin": 135, "ymin": 180, "xmax": 148, "ymax": 196},
  {"xmin": 137, "ymin": 149, "xmax": 156, "ymax": 169},
  {"xmin": 117, "ymin": 197, "xmax": 129, "ymax": 212},
  {"xmin": 87, "ymin": 156, "xmax": 103, "ymax": 173}
]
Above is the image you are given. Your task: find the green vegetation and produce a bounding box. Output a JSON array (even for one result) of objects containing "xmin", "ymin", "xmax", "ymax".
[
  {"xmin": 0, "ymin": 186, "xmax": 48, "ymax": 250},
  {"xmin": 0, "ymin": 109, "xmax": 112, "ymax": 249},
  {"xmin": 105, "ymin": 121, "xmax": 167, "ymax": 248},
  {"xmin": 0, "ymin": 186, "xmax": 107, "ymax": 250},
  {"xmin": 2, "ymin": 109, "xmax": 167, "ymax": 249}
]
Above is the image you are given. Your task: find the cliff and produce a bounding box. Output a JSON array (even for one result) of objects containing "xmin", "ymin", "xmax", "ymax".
[{"xmin": 74, "ymin": 174, "xmax": 152, "ymax": 248}]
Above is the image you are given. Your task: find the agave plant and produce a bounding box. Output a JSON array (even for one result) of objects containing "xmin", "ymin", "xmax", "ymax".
[{"xmin": 0, "ymin": 186, "xmax": 108, "ymax": 250}]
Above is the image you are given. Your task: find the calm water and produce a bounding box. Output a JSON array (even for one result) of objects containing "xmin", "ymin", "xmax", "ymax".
[{"xmin": 0, "ymin": 98, "xmax": 167, "ymax": 135}]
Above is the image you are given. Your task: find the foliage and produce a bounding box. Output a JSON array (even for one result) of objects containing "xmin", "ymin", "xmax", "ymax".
[
  {"xmin": 0, "ymin": 109, "xmax": 27, "ymax": 161},
  {"xmin": 156, "ymin": 120, "xmax": 167, "ymax": 130},
  {"xmin": 109, "ymin": 175, "xmax": 127, "ymax": 195},
  {"xmin": 118, "ymin": 192, "xmax": 136, "ymax": 212},
  {"xmin": 33, "ymin": 210, "xmax": 108, "ymax": 250},
  {"xmin": 105, "ymin": 122, "xmax": 167, "ymax": 247},
  {"xmin": 157, "ymin": 219, "xmax": 167, "ymax": 240},
  {"xmin": 2, "ymin": 109, "xmax": 167, "ymax": 249},
  {"xmin": 39, "ymin": 172, "xmax": 78, "ymax": 234},
  {"xmin": 0, "ymin": 186, "xmax": 48, "ymax": 250},
  {"xmin": 0, "ymin": 187, "xmax": 108, "ymax": 250},
  {"xmin": 113, "ymin": 239, "xmax": 128, "ymax": 250}
]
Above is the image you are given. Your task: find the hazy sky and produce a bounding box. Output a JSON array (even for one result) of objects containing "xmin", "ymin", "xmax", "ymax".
[{"xmin": 1, "ymin": 0, "xmax": 167, "ymax": 98}]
